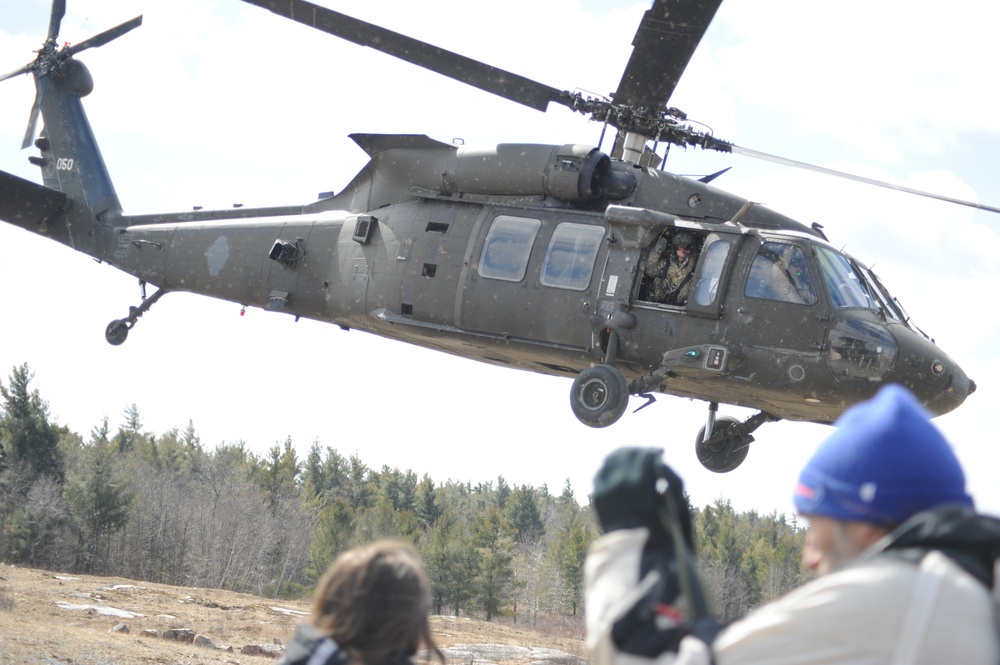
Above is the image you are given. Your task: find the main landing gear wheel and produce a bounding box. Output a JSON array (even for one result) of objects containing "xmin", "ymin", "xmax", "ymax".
[
  {"xmin": 105, "ymin": 320, "xmax": 130, "ymax": 346},
  {"xmin": 570, "ymin": 365, "xmax": 629, "ymax": 428},
  {"xmin": 696, "ymin": 415, "xmax": 751, "ymax": 473}
]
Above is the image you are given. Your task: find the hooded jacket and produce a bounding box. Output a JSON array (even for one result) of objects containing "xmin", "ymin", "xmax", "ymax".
[{"xmin": 585, "ymin": 505, "xmax": 1000, "ymax": 665}]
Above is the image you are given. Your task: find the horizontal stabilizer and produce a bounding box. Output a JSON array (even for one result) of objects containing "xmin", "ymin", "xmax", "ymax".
[{"xmin": 0, "ymin": 169, "xmax": 68, "ymax": 231}]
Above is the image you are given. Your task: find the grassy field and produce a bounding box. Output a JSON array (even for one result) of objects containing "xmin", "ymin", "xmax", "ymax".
[{"xmin": 0, "ymin": 563, "xmax": 588, "ymax": 664}]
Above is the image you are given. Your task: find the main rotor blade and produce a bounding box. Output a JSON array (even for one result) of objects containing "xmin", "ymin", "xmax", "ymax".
[
  {"xmin": 47, "ymin": 0, "xmax": 67, "ymax": 43},
  {"xmin": 63, "ymin": 15, "xmax": 143, "ymax": 57},
  {"xmin": 240, "ymin": 0, "xmax": 570, "ymax": 112},
  {"xmin": 0, "ymin": 168, "xmax": 68, "ymax": 228},
  {"xmin": 731, "ymin": 144, "xmax": 1000, "ymax": 215},
  {"xmin": 613, "ymin": 0, "xmax": 723, "ymax": 110}
]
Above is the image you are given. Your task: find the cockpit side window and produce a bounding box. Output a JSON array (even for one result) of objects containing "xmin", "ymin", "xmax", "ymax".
[
  {"xmin": 478, "ymin": 215, "xmax": 541, "ymax": 282},
  {"xmin": 693, "ymin": 238, "xmax": 731, "ymax": 307},
  {"xmin": 540, "ymin": 222, "xmax": 606, "ymax": 291},
  {"xmin": 744, "ymin": 242, "xmax": 818, "ymax": 305},
  {"xmin": 816, "ymin": 247, "xmax": 876, "ymax": 309}
]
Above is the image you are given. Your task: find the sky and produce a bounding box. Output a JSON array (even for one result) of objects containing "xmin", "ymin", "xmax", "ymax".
[{"xmin": 1, "ymin": 0, "xmax": 999, "ymax": 517}]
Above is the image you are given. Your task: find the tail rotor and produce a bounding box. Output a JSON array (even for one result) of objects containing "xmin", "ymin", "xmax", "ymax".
[{"xmin": 1, "ymin": 0, "xmax": 141, "ymax": 149}]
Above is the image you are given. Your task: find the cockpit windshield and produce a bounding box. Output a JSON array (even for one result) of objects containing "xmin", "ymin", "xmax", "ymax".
[
  {"xmin": 860, "ymin": 267, "xmax": 906, "ymax": 324},
  {"xmin": 815, "ymin": 247, "xmax": 876, "ymax": 310}
]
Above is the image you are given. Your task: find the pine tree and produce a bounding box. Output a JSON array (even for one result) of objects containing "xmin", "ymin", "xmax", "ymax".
[
  {"xmin": 472, "ymin": 504, "xmax": 516, "ymax": 620},
  {"xmin": 0, "ymin": 364, "xmax": 64, "ymax": 481},
  {"xmin": 422, "ymin": 511, "xmax": 477, "ymax": 615},
  {"xmin": 114, "ymin": 403, "xmax": 144, "ymax": 454},
  {"xmin": 494, "ymin": 475, "xmax": 511, "ymax": 509},
  {"xmin": 415, "ymin": 474, "xmax": 442, "ymax": 527},
  {"xmin": 306, "ymin": 496, "xmax": 356, "ymax": 580},
  {"xmin": 505, "ymin": 484, "xmax": 545, "ymax": 543},
  {"xmin": 256, "ymin": 438, "xmax": 300, "ymax": 510},
  {"xmin": 345, "ymin": 455, "xmax": 375, "ymax": 508},
  {"xmin": 64, "ymin": 434, "xmax": 134, "ymax": 572},
  {"xmin": 550, "ymin": 508, "xmax": 595, "ymax": 614}
]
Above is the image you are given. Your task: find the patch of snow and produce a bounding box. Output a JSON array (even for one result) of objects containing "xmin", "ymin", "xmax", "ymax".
[
  {"xmin": 98, "ymin": 584, "xmax": 143, "ymax": 591},
  {"xmin": 55, "ymin": 602, "xmax": 146, "ymax": 619},
  {"xmin": 270, "ymin": 606, "xmax": 309, "ymax": 616}
]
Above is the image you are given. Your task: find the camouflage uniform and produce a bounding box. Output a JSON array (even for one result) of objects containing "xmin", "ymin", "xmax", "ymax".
[{"xmin": 644, "ymin": 237, "xmax": 695, "ymax": 305}]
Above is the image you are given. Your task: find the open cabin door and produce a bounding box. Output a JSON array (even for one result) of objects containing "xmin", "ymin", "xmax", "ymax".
[{"xmin": 597, "ymin": 207, "xmax": 747, "ymax": 370}]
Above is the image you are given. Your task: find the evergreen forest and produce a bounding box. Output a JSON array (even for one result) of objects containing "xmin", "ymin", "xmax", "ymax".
[{"xmin": 0, "ymin": 363, "xmax": 808, "ymax": 624}]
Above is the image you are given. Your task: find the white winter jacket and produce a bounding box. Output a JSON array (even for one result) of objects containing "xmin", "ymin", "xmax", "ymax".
[{"xmin": 585, "ymin": 527, "xmax": 1000, "ymax": 665}]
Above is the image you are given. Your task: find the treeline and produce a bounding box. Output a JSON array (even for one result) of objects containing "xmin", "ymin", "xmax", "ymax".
[
  {"xmin": 694, "ymin": 501, "xmax": 809, "ymax": 620},
  {"xmin": 0, "ymin": 363, "xmax": 806, "ymax": 623}
]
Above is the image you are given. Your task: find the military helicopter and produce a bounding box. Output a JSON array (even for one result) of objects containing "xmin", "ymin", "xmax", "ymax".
[{"xmin": 0, "ymin": 0, "xmax": 986, "ymax": 473}]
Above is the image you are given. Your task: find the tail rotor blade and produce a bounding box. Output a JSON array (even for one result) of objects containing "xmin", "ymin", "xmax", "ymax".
[
  {"xmin": 21, "ymin": 86, "xmax": 43, "ymax": 150},
  {"xmin": 0, "ymin": 62, "xmax": 34, "ymax": 84},
  {"xmin": 3, "ymin": 5, "xmax": 142, "ymax": 150},
  {"xmin": 64, "ymin": 15, "xmax": 143, "ymax": 57},
  {"xmin": 47, "ymin": 0, "xmax": 67, "ymax": 43}
]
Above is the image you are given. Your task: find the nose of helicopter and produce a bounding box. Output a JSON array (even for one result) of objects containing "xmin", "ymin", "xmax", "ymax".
[{"xmin": 886, "ymin": 328, "xmax": 975, "ymax": 417}]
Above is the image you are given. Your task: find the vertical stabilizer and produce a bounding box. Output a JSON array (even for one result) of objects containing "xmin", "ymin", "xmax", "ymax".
[
  {"xmin": 30, "ymin": 58, "xmax": 123, "ymax": 257},
  {"xmin": 0, "ymin": 11, "xmax": 142, "ymax": 262}
]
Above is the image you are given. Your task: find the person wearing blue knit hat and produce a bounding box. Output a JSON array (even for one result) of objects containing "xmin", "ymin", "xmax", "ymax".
[
  {"xmin": 584, "ymin": 384, "xmax": 1000, "ymax": 665},
  {"xmin": 795, "ymin": 383, "xmax": 972, "ymax": 525},
  {"xmin": 791, "ymin": 383, "xmax": 975, "ymax": 577}
]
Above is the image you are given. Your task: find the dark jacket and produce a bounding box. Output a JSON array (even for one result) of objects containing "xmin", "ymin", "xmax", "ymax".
[
  {"xmin": 876, "ymin": 503, "xmax": 1000, "ymax": 587},
  {"xmin": 280, "ymin": 625, "xmax": 350, "ymax": 665}
]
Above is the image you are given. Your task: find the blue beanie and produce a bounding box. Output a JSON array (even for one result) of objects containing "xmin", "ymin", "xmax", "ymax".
[{"xmin": 794, "ymin": 384, "xmax": 972, "ymax": 526}]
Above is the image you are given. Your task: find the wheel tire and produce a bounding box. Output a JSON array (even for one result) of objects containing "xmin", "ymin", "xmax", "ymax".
[
  {"xmin": 570, "ymin": 365, "xmax": 629, "ymax": 428},
  {"xmin": 105, "ymin": 320, "xmax": 129, "ymax": 346},
  {"xmin": 696, "ymin": 415, "xmax": 750, "ymax": 473}
]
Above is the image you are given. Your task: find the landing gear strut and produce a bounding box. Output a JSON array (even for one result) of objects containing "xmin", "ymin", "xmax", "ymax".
[
  {"xmin": 695, "ymin": 404, "xmax": 776, "ymax": 473},
  {"xmin": 105, "ymin": 282, "xmax": 168, "ymax": 346}
]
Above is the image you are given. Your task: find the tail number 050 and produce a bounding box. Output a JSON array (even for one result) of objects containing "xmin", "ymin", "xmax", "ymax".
[{"xmin": 56, "ymin": 158, "xmax": 75, "ymax": 171}]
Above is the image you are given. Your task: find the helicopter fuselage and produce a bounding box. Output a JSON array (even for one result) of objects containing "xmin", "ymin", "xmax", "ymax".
[
  {"xmin": 0, "ymin": 30, "xmax": 974, "ymax": 473},
  {"xmin": 94, "ymin": 134, "xmax": 971, "ymax": 425}
]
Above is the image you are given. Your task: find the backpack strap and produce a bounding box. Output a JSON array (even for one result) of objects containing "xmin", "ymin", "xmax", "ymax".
[{"xmin": 891, "ymin": 552, "xmax": 949, "ymax": 665}]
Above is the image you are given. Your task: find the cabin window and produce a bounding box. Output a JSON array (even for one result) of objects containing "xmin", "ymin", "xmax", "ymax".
[
  {"xmin": 478, "ymin": 215, "xmax": 541, "ymax": 282},
  {"xmin": 816, "ymin": 247, "xmax": 876, "ymax": 309},
  {"xmin": 540, "ymin": 223, "xmax": 605, "ymax": 290},
  {"xmin": 693, "ymin": 238, "xmax": 731, "ymax": 306},
  {"xmin": 745, "ymin": 242, "xmax": 818, "ymax": 305}
]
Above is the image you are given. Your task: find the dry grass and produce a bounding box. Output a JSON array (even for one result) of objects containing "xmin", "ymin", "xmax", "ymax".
[{"xmin": 0, "ymin": 563, "xmax": 588, "ymax": 664}]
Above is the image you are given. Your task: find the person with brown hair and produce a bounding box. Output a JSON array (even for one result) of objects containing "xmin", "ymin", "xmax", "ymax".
[{"xmin": 281, "ymin": 540, "xmax": 445, "ymax": 665}]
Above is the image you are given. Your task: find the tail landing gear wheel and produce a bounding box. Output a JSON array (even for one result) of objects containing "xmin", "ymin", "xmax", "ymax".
[
  {"xmin": 104, "ymin": 285, "xmax": 169, "ymax": 346},
  {"xmin": 570, "ymin": 365, "xmax": 629, "ymax": 428},
  {"xmin": 696, "ymin": 415, "xmax": 751, "ymax": 473},
  {"xmin": 105, "ymin": 320, "xmax": 129, "ymax": 346}
]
